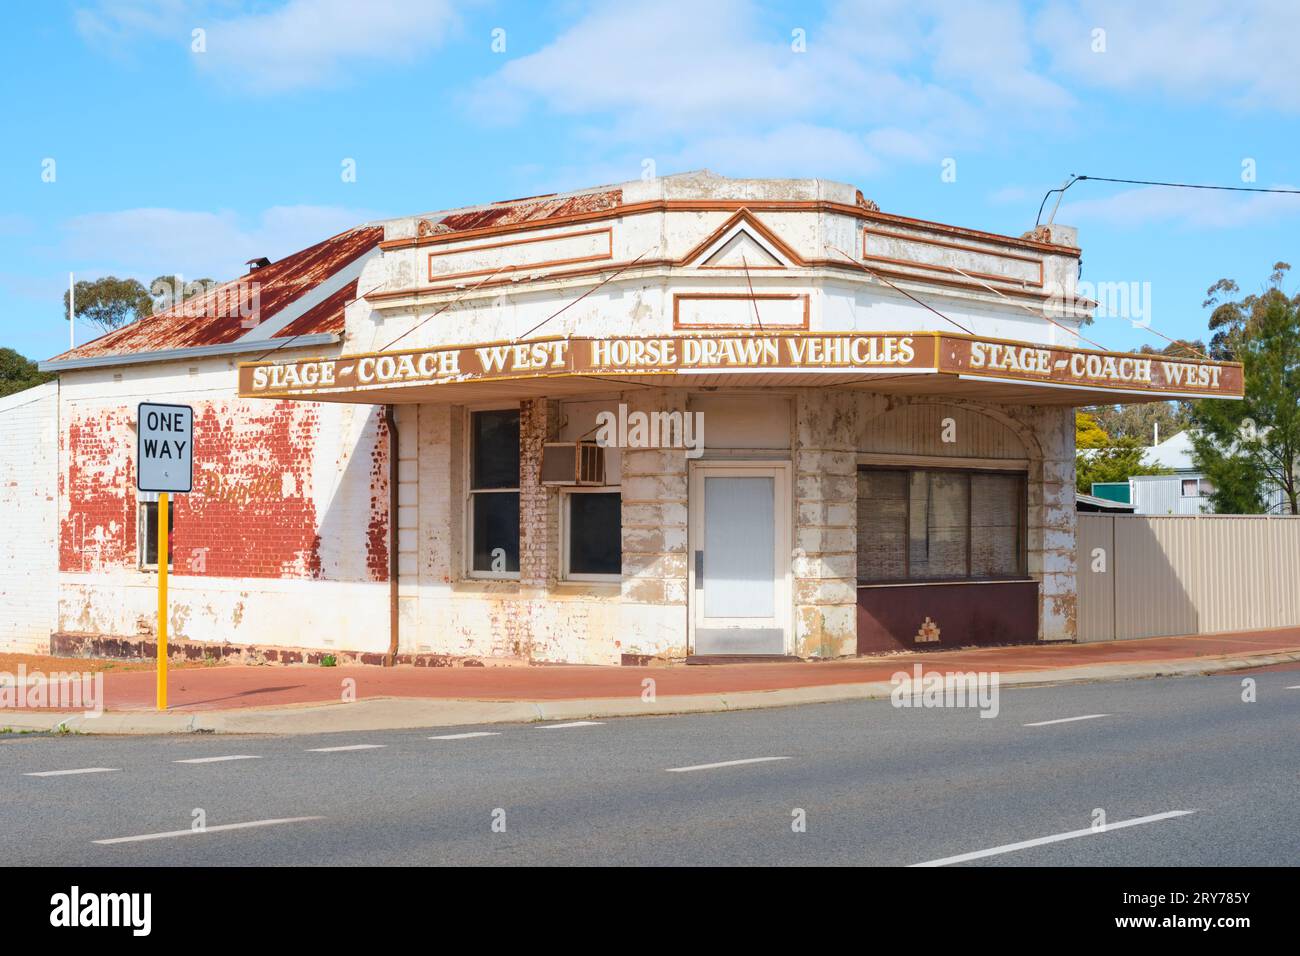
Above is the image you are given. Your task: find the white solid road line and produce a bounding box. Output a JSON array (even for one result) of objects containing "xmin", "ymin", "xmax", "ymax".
[
  {"xmin": 535, "ymin": 721, "xmax": 604, "ymax": 729},
  {"xmin": 1023, "ymin": 713, "xmax": 1111, "ymax": 727},
  {"xmin": 909, "ymin": 810, "xmax": 1197, "ymax": 867},
  {"xmin": 305, "ymin": 744, "xmax": 386, "ymax": 752},
  {"xmin": 428, "ymin": 732, "xmax": 501, "ymax": 740},
  {"xmin": 665, "ymin": 756, "xmax": 791, "ymax": 773},
  {"xmin": 1286, "ymin": 685, "xmax": 1300, "ymax": 690},
  {"xmin": 174, "ymin": 755, "xmax": 262, "ymax": 764},
  {"xmin": 24, "ymin": 767, "xmax": 119, "ymax": 777},
  {"xmin": 94, "ymin": 816, "xmax": 325, "ymax": 845}
]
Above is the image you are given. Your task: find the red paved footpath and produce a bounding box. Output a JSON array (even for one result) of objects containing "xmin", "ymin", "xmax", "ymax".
[{"xmin": 14, "ymin": 626, "xmax": 1299, "ymax": 713}]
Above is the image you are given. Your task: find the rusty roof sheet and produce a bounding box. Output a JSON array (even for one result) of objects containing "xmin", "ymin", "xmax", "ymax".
[
  {"xmin": 49, "ymin": 225, "xmax": 383, "ymax": 363},
  {"xmin": 417, "ymin": 188, "xmax": 623, "ymax": 237}
]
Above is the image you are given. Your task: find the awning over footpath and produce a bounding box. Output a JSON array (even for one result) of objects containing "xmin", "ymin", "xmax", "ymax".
[{"xmin": 237, "ymin": 330, "xmax": 1243, "ymax": 407}]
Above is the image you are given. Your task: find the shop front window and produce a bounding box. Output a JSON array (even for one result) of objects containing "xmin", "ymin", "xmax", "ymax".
[
  {"xmin": 857, "ymin": 467, "xmax": 1026, "ymax": 583},
  {"xmin": 469, "ymin": 408, "xmax": 520, "ymax": 576}
]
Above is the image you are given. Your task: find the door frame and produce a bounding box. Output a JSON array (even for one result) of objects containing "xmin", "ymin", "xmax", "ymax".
[{"xmin": 686, "ymin": 459, "xmax": 792, "ymax": 655}]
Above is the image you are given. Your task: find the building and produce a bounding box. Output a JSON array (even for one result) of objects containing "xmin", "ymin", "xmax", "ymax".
[
  {"xmin": 1095, "ymin": 430, "xmax": 1287, "ymax": 515},
  {"xmin": 6, "ymin": 172, "xmax": 1243, "ymax": 664},
  {"xmin": 1129, "ymin": 431, "xmax": 1214, "ymax": 515}
]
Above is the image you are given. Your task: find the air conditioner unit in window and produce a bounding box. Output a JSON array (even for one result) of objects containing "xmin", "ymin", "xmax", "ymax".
[{"xmin": 541, "ymin": 441, "xmax": 606, "ymax": 486}]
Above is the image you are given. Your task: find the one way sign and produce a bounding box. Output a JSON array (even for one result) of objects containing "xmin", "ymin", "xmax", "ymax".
[{"xmin": 137, "ymin": 402, "xmax": 193, "ymax": 493}]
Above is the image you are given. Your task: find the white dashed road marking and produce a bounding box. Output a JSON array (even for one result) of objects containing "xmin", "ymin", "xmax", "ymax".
[
  {"xmin": 305, "ymin": 744, "xmax": 386, "ymax": 752},
  {"xmin": 428, "ymin": 732, "xmax": 501, "ymax": 740},
  {"xmin": 94, "ymin": 816, "xmax": 325, "ymax": 845},
  {"xmin": 174, "ymin": 755, "xmax": 262, "ymax": 764},
  {"xmin": 1023, "ymin": 714, "xmax": 1110, "ymax": 727},
  {"xmin": 535, "ymin": 721, "xmax": 603, "ymax": 730},
  {"xmin": 909, "ymin": 810, "xmax": 1196, "ymax": 867},
  {"xmin": 24, "ymin": 767, "xmax": 119, "ymax": 777},
  {"xmin": 665, "ymin": 757, "xmax": 790, "ymax": 773}
]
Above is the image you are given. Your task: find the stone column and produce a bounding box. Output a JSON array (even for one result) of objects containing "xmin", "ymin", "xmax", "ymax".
[
  {"xmin": 793, "ymin": 389, "xmax": 859, "ymax": 658},
  {"xmin": 518, "ymin": 398, "xmax": 558, "ymax": 594},
  {"xmin": 618, "ymin": 388, "xmax": 689, "ymax": 659},
  {"xmin": 1024, "ymin": 405, "xmax": 1078, "ymax": 641}
]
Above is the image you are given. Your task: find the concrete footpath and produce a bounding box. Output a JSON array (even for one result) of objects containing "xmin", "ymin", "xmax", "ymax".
[{"xmin": 3, "ymin": 627, "xmax": 1299, "ymax": 735}]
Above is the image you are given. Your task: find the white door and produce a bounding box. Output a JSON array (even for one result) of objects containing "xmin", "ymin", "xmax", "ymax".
[{"xmin": 688, "ymin": 462, "xmax": 791, "ymax": 655}]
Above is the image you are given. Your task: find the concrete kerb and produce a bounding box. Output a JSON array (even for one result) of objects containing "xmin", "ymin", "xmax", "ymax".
[{"xmin": 3, "ymin": 648, "xmax": 1297, "ymax": 736}]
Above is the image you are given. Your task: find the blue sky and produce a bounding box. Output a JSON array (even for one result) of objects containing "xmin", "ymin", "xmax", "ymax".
[{"xmin": 3, "ymin": 0, "xmax": 1298, "ymax": 362}]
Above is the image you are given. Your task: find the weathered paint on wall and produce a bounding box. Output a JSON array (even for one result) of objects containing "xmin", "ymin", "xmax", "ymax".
[
  {"xmin": 0, "ymin": 382, "xmax": 59, "ymax": 653},
  {"xmin": 52, "ymin": 357, "xmax": 391, "ymax": 650}
]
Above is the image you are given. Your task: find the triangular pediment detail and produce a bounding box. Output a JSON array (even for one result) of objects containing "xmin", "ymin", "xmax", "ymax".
[
  {"xmin": 681, "ymin": 208, "xmax": 803, "ymax": 269},
  {"xmin": 701, "ymin": 229, "xmax": 784, "ymax": 268}
]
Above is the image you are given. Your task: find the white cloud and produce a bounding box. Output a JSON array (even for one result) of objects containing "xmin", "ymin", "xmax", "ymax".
[
  {"xmin": 77, "ymin": 0, "xmax": 461, "ymax": 92},
  {"xmin": 467, "ymin": 0, "xmax": 1076, "ymax": 184},
  {"xmin": 1034, "ymin": 0, "xmax": 1300, "ymax": 111},
  {"xmin": 62, "ymin": 204, "xmax": 378, "ymax": 280},
  {"xmin": 1060, "ymin": 184, "xmax": 1300, "ymax": 229},
  {"xmin": 75, "ymin": 0, "xmax": 193, "ymax": 49},
  {"xmin": 466, "ymin": 0, "xmax": 818, "ymax": 134}
]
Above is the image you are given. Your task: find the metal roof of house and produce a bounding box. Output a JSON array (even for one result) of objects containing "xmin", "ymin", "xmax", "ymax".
[
  {"xmin": 1076, "ymin": 492, "xmax": 1137, "ymax": 512},
  {"xmin": 1143, "ymin": 430, "xmax": 1199, "ymax": 470}
]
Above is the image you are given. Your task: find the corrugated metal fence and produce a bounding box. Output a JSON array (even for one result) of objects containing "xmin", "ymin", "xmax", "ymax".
[{"xmin": 1077, "ymin": 515, "xmax": 1300, "ymax": 642}]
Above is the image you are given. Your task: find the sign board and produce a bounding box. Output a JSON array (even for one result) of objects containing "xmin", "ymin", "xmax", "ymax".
[
  {"xmin": 137, "ymin": 403, "xmax": 193, "ymax": 493},
  {"xmin": 237, "ymin": 331, "xmax": 1245, "ymax": 402}
]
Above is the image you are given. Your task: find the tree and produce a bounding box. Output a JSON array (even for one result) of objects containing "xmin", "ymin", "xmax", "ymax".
[
  {"xmin": 1074, "ymin": 410, "xmax": 1171, "ymax": 493},
  {"xmin": 1202, "ymin": 262, "xmax": 1291, "ymax": 360},
  {"xmin": 149, "ymin": 274, "xmax": 217, "ymax": 313},
  {"xmin": 1088, "ymin": 401, "xmax": 1190, "ymax": 444},
  {"xmin": 1190, "ymin": 277, "xmax": 1300, "ymax": 515},
  {"xmin": 62, "ymin": 276, "xmax": 152, "ymax": 334},
  {"xmin": 0, "ymin": 348, "xmax": 54, "ymax": 398},
  {"xmin": 1075, "ymin": 410, "xmax": 1110, "ymax": 448}
]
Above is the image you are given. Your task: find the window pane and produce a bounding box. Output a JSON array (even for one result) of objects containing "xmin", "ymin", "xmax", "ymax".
[
  {"xmin": 970, "ymin": 473, "xmax": 1022, "ymax": 577},
  {"xmin": 857, "ymin": 470, "xmax": 907, "ymax": 582},
  {"xmin": 471, "ymin": 492, "xmax": 519, "ymax": 572},
  {"xmin": 908, "ymin": 470, "xmax": 968, "ymax": 580},
  {"xmin": 471, "ymin": 409, "xmax": 519, "ymax": 490},
  {"xmin": 568, "ymin": 493, "xmax": 621, "ymax": 576}
]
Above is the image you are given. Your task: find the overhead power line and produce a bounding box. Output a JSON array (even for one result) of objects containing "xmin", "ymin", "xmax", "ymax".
[{"xmin": 1036, "ymin": 174, "xmax": 1300, "ymax": 226}]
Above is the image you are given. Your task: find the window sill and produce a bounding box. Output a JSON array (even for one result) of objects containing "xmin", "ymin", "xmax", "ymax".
[
  {"xmin": 553, "ymin": 581, "xmax": 621, "ymax": 598},
  {"xmin": 454, "ymin": 579, "xmax": 521, "ymax": 595}
]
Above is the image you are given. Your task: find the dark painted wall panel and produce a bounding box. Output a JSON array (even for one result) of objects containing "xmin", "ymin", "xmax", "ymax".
[{"xmin": 856, "ymin": 581, "xmax": 1039, "ymax": 653}]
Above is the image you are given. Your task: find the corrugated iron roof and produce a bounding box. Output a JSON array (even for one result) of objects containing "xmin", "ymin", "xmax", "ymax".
[
  {"xmin": 416, "ymin": 189, "xmax": 623, "ymax": 237},
  {"xmin": 48, "ymin": 225, "xmax": 383, "ymax": 364}
]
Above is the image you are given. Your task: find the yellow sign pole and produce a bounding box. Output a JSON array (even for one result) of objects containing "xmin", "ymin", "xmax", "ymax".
[{"xmin": 157, "ymin": 491, "xmax": 169, "ymax": 711}]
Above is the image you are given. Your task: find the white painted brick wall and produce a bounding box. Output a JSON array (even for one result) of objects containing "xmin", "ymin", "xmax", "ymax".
[{"xmin": 0, "ymin": 382, "xmax": 59, "ymax": 652}]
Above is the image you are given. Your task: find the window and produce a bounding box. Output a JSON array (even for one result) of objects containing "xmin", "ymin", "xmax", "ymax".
[
  {"xmin": 563, "ymin": 490, "xmax": 622, "ymax": 580},
  {"xmin": 857, "ymin": 467, "xmax": 1026, "ymax": 583},
  {"xmin": 469, "ymin": 408, "xmax": 520, "ymax": 576},
  {"xmin": 1182, "ymin": 477, "xmax": 1214, "ymax": 497},
  {"xmin": 138, "ymin": 499, "xmax": 174, "ymax": 570}
]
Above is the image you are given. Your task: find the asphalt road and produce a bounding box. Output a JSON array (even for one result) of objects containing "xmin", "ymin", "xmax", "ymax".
[{"xmin": 2, "ymin": 668, "xmax": 1298, "ymax": 866}]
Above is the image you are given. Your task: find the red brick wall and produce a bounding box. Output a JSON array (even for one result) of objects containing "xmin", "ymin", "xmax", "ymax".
[{"xmin": 60, "ymin": 399, "xmax": 389, "ymax": 583}]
